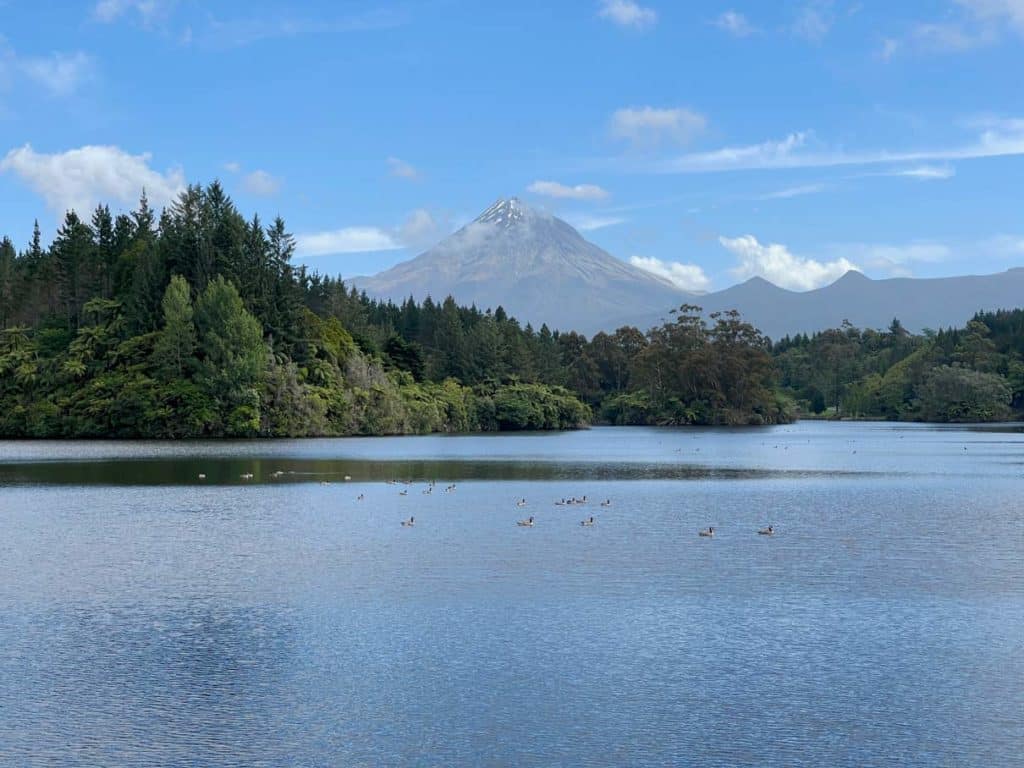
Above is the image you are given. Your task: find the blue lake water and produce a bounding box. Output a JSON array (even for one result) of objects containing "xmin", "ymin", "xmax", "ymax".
[{"xmin": 1, "ymin": 423, "xmax": 1022, "ymax": 766}]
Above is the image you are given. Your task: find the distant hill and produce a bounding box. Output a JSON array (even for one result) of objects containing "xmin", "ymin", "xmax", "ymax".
[
  {"xmin": 354, "ymin": 198, "xmax": 1024, "ymax": 338},
  {"xmin": 354, "ymin": 198, "xmax": 687, "ymax": 334},
  {"xmin": 695, "ymin": 269, "xmax": 1024, "ymax": 339}
]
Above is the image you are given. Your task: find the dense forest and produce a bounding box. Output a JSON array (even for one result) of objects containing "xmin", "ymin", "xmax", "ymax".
[
  {"xmin": 774, "ymin": 315, "xmax": 1024, "ymax": 422},
  {"xmin": 0, "ymin": 183, "xmax": 1020, "ymax": 437},
  {"xmin": 0, "ymin": 183, "xmax": 785, "ymax": 438}
]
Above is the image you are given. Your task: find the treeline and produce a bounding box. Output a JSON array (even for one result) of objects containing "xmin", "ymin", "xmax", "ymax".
[
  {"xmin": 276, "ymin": 286, "xmax": 791, "ymax": 426},
  {"xmin": 0, "ymin": 184, "xmax": 588, "ymax": 437},
  {"xmin": 0, "ymin": 183, "xmax": 792, "ymax": 437},
  {"xmin": 774, "ymin": 315, "xmax": 1024, "ymax": 422}
]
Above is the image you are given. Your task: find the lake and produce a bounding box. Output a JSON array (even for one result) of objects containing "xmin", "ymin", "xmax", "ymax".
[{"xmin": 1, "ymin": 423, "xmax": 1022, "ymax": 767}]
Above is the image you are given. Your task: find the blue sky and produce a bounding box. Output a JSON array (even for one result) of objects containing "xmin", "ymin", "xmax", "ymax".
[{"xmin": 1, "ymin": 0, "xmax": 1023, "ymax": 292}]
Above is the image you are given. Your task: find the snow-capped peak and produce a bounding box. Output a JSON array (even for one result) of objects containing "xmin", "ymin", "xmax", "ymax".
[{"xmin": 475, "ymin": 197, "xmax": 529, "ymax": 228}]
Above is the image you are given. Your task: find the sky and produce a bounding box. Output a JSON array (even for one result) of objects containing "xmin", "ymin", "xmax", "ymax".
[{"xmin": 1, "ymin": 0, "xmax": 1023, "ymax": 293}]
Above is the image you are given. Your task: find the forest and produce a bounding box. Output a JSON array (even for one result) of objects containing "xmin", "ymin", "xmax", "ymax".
[
  {"xmin": 0, "ymin": 183, "xmax": 784, "ymax": 438},
  {"xmin": 0, "ymin": 182, "xmax": 1020, "ymax": 437},
  {"xmin": 773, "ymin": 314, "xmax": 1024, "ymax": 422}
]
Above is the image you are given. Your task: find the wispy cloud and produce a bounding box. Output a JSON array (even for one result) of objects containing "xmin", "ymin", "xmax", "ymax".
[
  {"xmin": 644, "ymin": 119, "xmax": 1024, "ymax": 174},
  {"xmin": 883, "ymin": 164, "xmax": 956, "ymax": 180},
  {"xmin": 957, "ymin": 0, "xmax": 1024, "ymax": 32},
  {"xmin": 713, "ymin": 11, "xmax": 755, "ymax": 36},
  {"xmin": 720, "ymin": 234, "xmax": 858, "ymax": 290},
  {"xmin": 397, "ymin": 208, "xmax": 449, "ymax": 250},
  {"xmin": 818, "ymin": 234, "xmax": 1024, "ymax": 278},
  {"xmin": 792, "ymin": 1, "xmax": 835, "ymax": 42},
  {"xmin": 387, "ymin": 156, "xmax": 420, "ymax": 181},
  {"xmin": 610, "ymin": 106, "xmax": 707, "ymax": 148},
  {"xmin": 296, "ymin": 227, "xmax": 402, "ymax": 256},
  {"xmin": 0, "ymin": 143, "xmax": 185, "ymax": 216},
  {"xmin": 630, "ymin": 256, "xmax": 711, "ymax": 292},
  {"xmin": 527, "ymin": 180, "xmax": 609, "ymax": 201},
  {"xmin": 883, "ymin": 0, "xmax": 1024, "ymax": 57},
  {"xmin": 241, "ymin": 169, "xmax": 281, "ymax": 196},
  {"xmin": 984, "ymin": 233, "xmax": 1024, "ymax": 258},
  {"xmin": 93, "ymin": 0, "xmax": 174, "ymax": 26},
  {"xmin": 562, "ymin": 213, "xmax": 627, "ymax": 231},
  {"xmin": 759, "ymin": 183, "xmax": 826, "ymax": 200},
  {"xmin": 830, "ymin": 241, "xmax": 951, "ymax": 277},
  {"xmin": 296, "ymin": 208, "xmax": 451, "ymax": 256},
  {"xmin": 597, "ymin": 0, "xmax": 658, "ymax": 30},
  {"xmin": 16, "ymin": 51, "xmax": 94, "ymax": 96},
  {"xmin": 201, "ymin": 8, "xmax": 409, "ymax": 48}
]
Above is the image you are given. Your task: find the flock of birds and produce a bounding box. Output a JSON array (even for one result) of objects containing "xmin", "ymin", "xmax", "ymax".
[{"xmin": 204, "ymin": 472, "xmax": 778, "ymax": 537}]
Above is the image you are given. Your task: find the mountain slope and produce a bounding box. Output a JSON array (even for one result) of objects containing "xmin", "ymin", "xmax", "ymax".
[
  {"xmin": 354, "ymin": 197, "xmax": 1024, "ymax": 338},
  {"xmin": 696, "ymin": 268, "xmax": 1024, "ymax": 339},
  {"xmin": 355, "ymin": 198, "xmax": 689, "ymax": 334}
]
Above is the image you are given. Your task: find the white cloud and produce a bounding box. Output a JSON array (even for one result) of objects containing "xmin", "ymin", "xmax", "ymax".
[
  {"xmin": 0, "ymin": 143, "xmax": 185, "ymax": 215},
  {"xmin": 630, "ymin": 256, "xmax": 711, "ymax": 292},
  {"xmin": 296, "ymin": 208, "xmax": 450, "ymax": 256},
  {"xmin": 93, "ymin": 0, "xmax": 172, "ymax": 25},
  {"xmin": 562, "ymin": 213, "xmax": 627, "ymax": 231},
  {"xmin": 527, "ymin": 180, "xmax": 609, "ymax": 201},
  {"xmin": 792, "ymin": 1, "xmax": 835, "ymax": 42},
  {"xmin": 223, "ymin": 161, "xmax": 241, "ymax": 173},
  {"xmin": 883, "ymin": 1, "xmax": 1024, "ymax": 57},
  {"xmin": 598, "ymin": 0, "xmax": 657, "ymax": 29},
  {"xmin": 18, "ymin": 51, "xmax": 93, "ymax": 96},
  {"xmin": 296, "ymin": 227, "xmax": 401, "ymax": 256},
  {"xmin": 241, "ymin": 169, "xmax": 280, "ymax": 196},
  {"xmin": 720, "ymin": 234, "xmax": 858, "ymax": 290},
  {"xmin": 984, "ymin": 233, "xmax": 1024, "ymax": 258},
  {"xmin": 820, "ymin": 234, "xmax": 1024, "ymax": 277},
  {"xmin": 888, "ymin": 164, "xmax": 956, "ymax": 180},
  {"xmin": 387, "ymin": 156, "xmax": 420, "ymax": 180},
  {"xmin": 610, "ymin": 106, "xmax": 707, "ymax": 148},
  {"xmin": 759, "ymin": 183, "xmax": 826, "ymax": 199},
  {"xmin": 653, "ymin": 119, "xmax": 1024, "ymax": 174},
  {"xmin": 879, "ymin": 38, "xmax": 901, "ymax": 59},
  {"xmin": 956, "ymin": 0, "xmax": 1024, "ymax": 31},
  {"xmin": 832, "ymin": 241, "xmax": 951, "ymax": 277},
  {"xmin": 907, "ymin": 21, "xmax": 995, "ymax": 53},
  {"xmin": 202, "ymin": 9, "xmax": 408, "ymax": 48},
  {"xmin": 714, "ymin": 10, "xmax": 754, "ymax": 36},
  {"xmin": 398, "ymin": 208, "xmax": 447, "ymax": 249}
]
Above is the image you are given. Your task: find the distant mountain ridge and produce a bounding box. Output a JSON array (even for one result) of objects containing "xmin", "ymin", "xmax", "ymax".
[
  {"xmin": 354, "ymin": 198, "xmax": 1024, "ymax": 338},
  {"xmin": 695, "ymin": 268, "xmax": 1024, "ymax": 339}
]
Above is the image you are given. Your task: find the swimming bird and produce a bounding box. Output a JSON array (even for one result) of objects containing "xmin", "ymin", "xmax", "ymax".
[
  {"xmin": 240, "ymin": 473, "xmax": 254, "ymax": 480},
  {"xmin": 517, "ymin": 516, "xmax": 535, "ymax": 527},
  {"xmin": 600, "ymin": 499, "xmax": 611, "ymax": 507},
  {"xmin": 699, "ymin": 526, "xmax": 714, "ymax": 537},
  {"xmin": 516, "ymin": 499, "xmax": 527, "ymax": 507},
  {"xmin": 399, "ymin": 490, "xmax": 408, "ymax": 496},
  {"xmin": 581, "ymin": 516, "xmax": 595, "ymax": 526},
  {"xmin": 357, "ymin": 494, "xmax": 364, "ymax": 501},
  {"xmin": 758, "ymin": 526, "xmax": 775, "ymax": 536},
  {"xmin": 401, "ymin": 516, "xmax": 415, "ymax": 527},
  {"xmin": 197, "ymin": 473, "xmax": 206, "ymax": 479}
]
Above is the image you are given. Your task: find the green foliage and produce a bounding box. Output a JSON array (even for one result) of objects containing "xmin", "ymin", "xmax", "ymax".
[
  {"xmin": 774, "ymin": 310, "xmax": 1024, "ymax": 422},
  {"xmin": 915, "ymin": 365, "xmax": 1012, "ymax": 422}
]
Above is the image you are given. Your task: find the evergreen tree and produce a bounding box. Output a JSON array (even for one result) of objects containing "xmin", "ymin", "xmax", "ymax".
[{"xmin": 152, "ymin": 275, "xmax": 196, "ymax": 379}]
